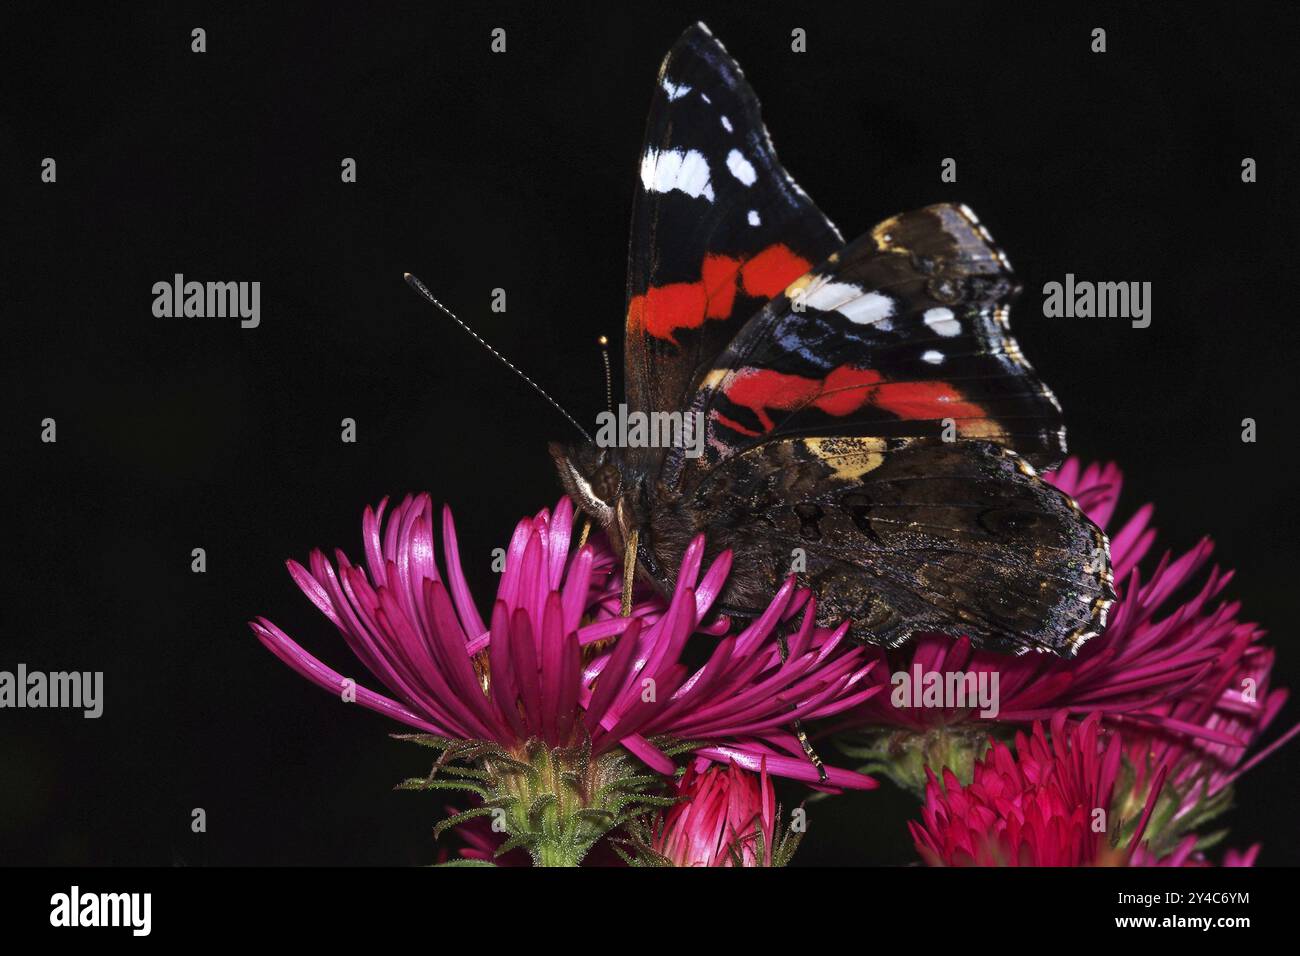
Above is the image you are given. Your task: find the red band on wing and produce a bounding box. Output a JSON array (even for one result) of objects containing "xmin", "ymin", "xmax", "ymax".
[
  {"xmin": 628, "ymin": 281, "xmax": 707, "ymax": 342},
  {"xmin": 628, "ymin": 244, "xmax": 812, "ymax": 343},
  {"xmin": 867, "ymin": 381, "xmax": 988, "ymax": 421},
  {"xmin": 701, "ymin": 254, "xmax": 741, "ymax": 319},
  {"xmin": 718, "ymin": 365, "xmax": 989, "ymax": 434},
  {"xmin": 741, "ymin": 244, "xmax": 811, "ymax": 298}
]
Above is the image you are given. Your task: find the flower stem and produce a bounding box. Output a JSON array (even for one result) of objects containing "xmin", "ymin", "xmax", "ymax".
[{"xmin": 534, "ymin": 839, "xmax": 583, "ymax": 868}]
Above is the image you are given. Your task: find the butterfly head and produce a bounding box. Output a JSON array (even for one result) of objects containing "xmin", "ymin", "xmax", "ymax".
[{"xmin": 549, "ymin": 440, "xmax": 642, "ymax": 548}]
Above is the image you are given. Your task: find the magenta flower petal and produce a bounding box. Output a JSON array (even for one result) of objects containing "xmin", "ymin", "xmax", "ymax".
[
  {"xmin": 698, "ymin": 743, "xmax": 876, "ymax": 789},
  {"xmin": 250, "ymin": 618, "xmax": 447, "ymax": 735},
  {"xmin": 652, "ymin": 760, "xmax": 778, "ymax": 866},
  {"xmin": 909, "ymin": 712, "xmax": 1157, "ymax": 866},
  {"xmin": 440, "ymin": 505, "xmax": 487, "ymax": 638},
  {"xmin": 253, "ymin": 495, "xmax": 875, "ymax": 787}
]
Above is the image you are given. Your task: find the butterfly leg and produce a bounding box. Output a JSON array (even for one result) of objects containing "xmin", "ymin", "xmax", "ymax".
[
  {"xmin": 776, "ymin": 623, "xmax": 828, "ymax": 784},
  {"xmin": 576, "ymin": 517, "xmax": 592, "ymax": 551},
  {"xmin": 620, "ymin": 528, "xmax": 639, "ymax": 618}
]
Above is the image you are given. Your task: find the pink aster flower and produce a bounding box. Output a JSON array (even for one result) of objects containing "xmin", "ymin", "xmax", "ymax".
[
  {"xmin": 250, "ymin": 493, "xmax": 878, "ymax": 787},
  {"xmin": 909, "ymin": 712, "xmax": 1166, "ymax": 866},
  {"xmin": 1126, "ymin": 645, "xmax": 1295, "ymax": 813},
  {"xmin": 1113, "ymin": 638, "xmax": 1299, "ymax": 857},
  {"xmin": 836, "ymin": 459, "xmax": 1283, "ymax": 791},
  {"xmin": 649, "ymin": 760, "xmax": 784, "ymax": 867},
  {"xmin": 1129, "ymin": 838, "xmax": 1261, "ymax": 867},
  {"xmin": 1037, "ymin": 459, "xmax": 1270, "ymax": 736}
]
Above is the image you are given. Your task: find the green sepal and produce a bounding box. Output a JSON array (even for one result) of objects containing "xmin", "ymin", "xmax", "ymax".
[
  {"xmin": 432, "ymin": 805, "xmax": 498, "ymax": 841},
  {"xmin": 407, "ymin": 732, "xmax": 679, "ymax": 866},
  {"xmin": 395, "ymin": 777, "xmax": 489, "ymax": 797},
  {"xmin": 835, "ymin": 725, "xmax": 1001, "ymax": 798},
  {"xmin": 433, "ymin": 858, "xmax": 498, "ymax": 867}
]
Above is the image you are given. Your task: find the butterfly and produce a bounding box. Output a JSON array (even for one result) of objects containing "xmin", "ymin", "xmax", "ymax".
[{"xmin": 549, "ymin": 23, "xmax": 1115, "ymax": 656}]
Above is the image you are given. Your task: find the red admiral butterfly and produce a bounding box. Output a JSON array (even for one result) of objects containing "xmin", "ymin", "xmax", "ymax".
[{"xmin": 545, "ymin": 23, "xmax": 1115, "ymax": 657}]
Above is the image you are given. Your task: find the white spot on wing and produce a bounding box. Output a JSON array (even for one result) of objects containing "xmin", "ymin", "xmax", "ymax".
[
  {"xmin": 721, "ymin": 115, "xmax": 733, "ymax": 133},
  {"xmin": 640, "ymin": 148, "xmax": 715, "ymax": 202},
  {"xmin": 747, "ymin": 209, "xmax": 761, "ymax": 226},
  {"xmin": 924, "ymin": 307, "xmax": 961, "ymax": 337},
  {"xmin": 921, "ymin": 349, "xmax": 944, "ymax": 364},
  {"xmin": 838, "ymin": 291, "xmax": 894, "ymax": 326},
  {"xmin": 726, "ymin": 149, "xmax": 757, "ymax": 186},
  {"xmin": 662, "ymin": 78, "xmax": 691, "ymax": 101},
  {"xmin": 798, "ymin": 278, "xmax": 895, "ymax": 327}
]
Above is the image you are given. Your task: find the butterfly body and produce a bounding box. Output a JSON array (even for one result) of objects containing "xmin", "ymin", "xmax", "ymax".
[{"xmin": 551, "ymin": 24, "xmax": 1114, "ymax": 656}]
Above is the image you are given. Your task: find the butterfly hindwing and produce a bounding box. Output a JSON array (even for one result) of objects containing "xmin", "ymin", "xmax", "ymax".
[
  {"xmin": 625, "ymin": 22, "xmax": 843, "ymax": 474},
  {"xmin": 666, "ymin": 203, "xmax": 1067, "ymax": 482},
  {"xmin": 648, "ymin": 436, "xmax": 1114, "ymax": 655}
]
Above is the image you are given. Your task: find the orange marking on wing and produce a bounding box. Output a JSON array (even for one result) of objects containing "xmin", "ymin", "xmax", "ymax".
[
  {"xmin": 628, "ymin": 282, "xmax": 707, "ymax": 343},
  {"xmin": 719, "ymin": 366, "xmax": 989, "ymax": 436},
  {"xmin": 813, "ymin": 366, "xmax": 885, "ymax": 416},
  {"xmin": 741, "ymin": 244, "xmax": 811, "ymax": 298},
  {"xmin": 701, "ymin": 254, "xmax": 742, "ymax": 318},
  {"xmin": 868, "ymin": 381, "xmax": 987, "ymax": 421},
  {"xmin": 629, "ymin": 244, "xmax": 810, "ymax": 343},
  {"xmin": 723, "ymin": 368, "xmax": 824, "ymax": 431}
]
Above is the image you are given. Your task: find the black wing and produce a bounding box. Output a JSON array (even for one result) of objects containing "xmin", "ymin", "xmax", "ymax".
[
  {"xmin": 623, "ymin": 23, "xmax": 843, "ymax": 479},
  {"xmin": 660, "ymin": 204, "xmax": 1067, "ymax": 485}
]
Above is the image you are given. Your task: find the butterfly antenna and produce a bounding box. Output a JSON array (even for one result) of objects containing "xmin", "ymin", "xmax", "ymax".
[
  {"xmin": 597, "ymin": 335, "xmax": 614, "ymax": 413},
  {"xmin": 404, "ymin": 273, "xmax": 591, "ymax": 441}
]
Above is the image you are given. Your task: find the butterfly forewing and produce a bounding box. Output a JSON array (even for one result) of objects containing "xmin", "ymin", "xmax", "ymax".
[{"xmin": 624, "ymin": 22, "xmax": 843, "ymax": 479}]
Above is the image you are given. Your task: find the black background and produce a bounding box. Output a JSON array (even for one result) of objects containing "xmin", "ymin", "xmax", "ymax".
[{"xmin": 5, "ymin": 2, "xmax": 1299, "ymax": 866}]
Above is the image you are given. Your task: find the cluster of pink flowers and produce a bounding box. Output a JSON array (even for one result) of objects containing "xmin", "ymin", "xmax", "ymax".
[
  {"xmin": 911, "ymin": 713, "xmax": 1144, "ymax": 867},
  {"xmin": 252, "ymin": 459, "xmax": 1295, "ymax": 866}
]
